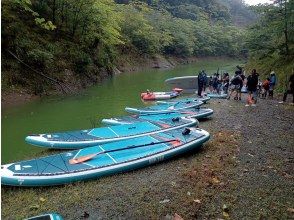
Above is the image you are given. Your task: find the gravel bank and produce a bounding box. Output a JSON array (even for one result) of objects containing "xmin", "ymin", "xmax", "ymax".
[{"xmin": 1, "ymin": 96, "xmax": 293, "ymax": 219}]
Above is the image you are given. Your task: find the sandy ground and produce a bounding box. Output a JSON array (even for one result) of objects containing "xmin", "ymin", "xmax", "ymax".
[{"xmin": 1, "ymin": 95, "xmax": 294, "ymax": 219}]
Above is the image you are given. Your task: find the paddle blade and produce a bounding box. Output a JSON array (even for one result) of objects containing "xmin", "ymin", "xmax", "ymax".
[
  {"xmin": 171, "ymin": 139, "xmax": 181, "ymax": 147},
  {"xmin": 157, "ymin": 122, "xmax": 171, "ymax": 128},
  {"xmin": 69, "ymin": 153, "xmax": 98, "ymax": 165}
]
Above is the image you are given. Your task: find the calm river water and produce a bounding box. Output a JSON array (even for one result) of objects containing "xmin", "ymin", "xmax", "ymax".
[{"xmin": 1, "ymin": 59, "xmax": 242, "ymax": 163}]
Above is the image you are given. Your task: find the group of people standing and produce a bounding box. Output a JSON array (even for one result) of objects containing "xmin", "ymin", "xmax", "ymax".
[
  {"xmin": 197, "ymin": 66, "xmax": 294, "ymax": 106},
  {"xmin": 197, "ymin": 70, "xmax": 230, "ymax": 97}
]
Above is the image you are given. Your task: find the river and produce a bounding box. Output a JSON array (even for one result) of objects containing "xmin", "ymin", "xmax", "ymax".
[{"xmin": 1, "ymin": 58, "xmax": 242, "ymax": 163}]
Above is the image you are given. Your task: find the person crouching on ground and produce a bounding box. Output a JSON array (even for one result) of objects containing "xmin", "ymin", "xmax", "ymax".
[{"xmin": 246, "ymin": 69, "xmax": 259, "ymax": 106}]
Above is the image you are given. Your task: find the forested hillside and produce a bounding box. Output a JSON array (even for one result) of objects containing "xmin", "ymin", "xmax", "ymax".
[
  {"xmin": 245, "ymin": 0, "xmax": 293, "ymax": 87},
  {"xmin": 1, "ymin": 0, "xmax": 256, "ymax": 95}
]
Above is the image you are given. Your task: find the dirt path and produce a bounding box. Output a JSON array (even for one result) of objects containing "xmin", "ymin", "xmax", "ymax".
[{"xmin": 1, "ymin": 97, "xmax": 293, "ymax": 219}]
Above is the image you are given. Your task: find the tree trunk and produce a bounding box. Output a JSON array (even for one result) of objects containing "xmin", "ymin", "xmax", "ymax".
[
  {"xmin": 52, "ymin": 0, "xmax": 56, "ymax": 24},
  {"xmin": 283, "ymin": 0, "xmax": 289, "ymax": 55}
]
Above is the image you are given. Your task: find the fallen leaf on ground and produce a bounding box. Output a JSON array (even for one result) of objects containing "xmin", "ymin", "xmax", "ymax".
[
  {"xmin": 287, "ymin": 208, "xmax": 294, "ymax": 213},
  {"xmin": 160, "ymin": 199, "xmax": 170, "ymax": 204},
  {"xmin": 212, "ymin": 177, "xmax": 220, "ymax": 184},
  {"xmin": 223, "ymin": 211, "xmax": 230, "ymax": 218},
  {"xmin": 174, "ymin": 213, "xmax": 184, "ymax": 220},
  {"xmin": 39, "ymin": 197, "xmax": 46, "ymax": 202},
  {"xmin": 282, "ymin": 172, "xmax": 292, "ymax": 179},
  {"xmin": 193, "ymin": 199, "xmax": 201, "ymax": 204},
  {"xmin": 29, "ymin": 204, "xmax": 40, "ymax": 210}
]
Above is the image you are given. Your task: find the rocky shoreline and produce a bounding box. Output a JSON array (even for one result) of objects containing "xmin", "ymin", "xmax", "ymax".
[
  {"xmin": 1, "ymin": 97, "xmax": 293, "ymax": 219},
  {"xmin": 1, "ymin": 56, "xmax": 228, "ymax": 109}
]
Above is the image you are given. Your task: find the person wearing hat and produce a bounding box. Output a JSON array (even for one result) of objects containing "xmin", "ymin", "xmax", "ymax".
[{"xmin": 269, "ymin": 71, "xmax": 277, "ymax": 98}]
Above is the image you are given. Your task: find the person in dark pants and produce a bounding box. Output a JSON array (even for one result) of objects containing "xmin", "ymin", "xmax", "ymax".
[
  {"xmin": 261, "ymin": 78, "xmax": 270, "ymax": 98},
  {"xmin": 197, "ymin": 71, "xmax": 204, "ymax": 97},
  {"xmin": 227, "ymin": 73, "xmax": 242, "ymax": 100},
  {"xmin": 246, "ymin": 69, "xmax": 259, "ymax": 106},
  {"xmin": 202, "ymin": 71, "xmax": 208, "ymax": 93},
  {"xmin": 222, "ymin": 72, "xmax": 230, "ymax": 94},
  {"xmin": 279, "ymin": 73, "xmax": 294, "ymax": 104},
  {"xmin": 269, "ymin": 71, "xmax": 277, "ymax": 98}
]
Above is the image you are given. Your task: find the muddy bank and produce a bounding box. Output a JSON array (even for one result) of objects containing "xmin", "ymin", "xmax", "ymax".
[
  {"xmin": 1, "ymin": 90, "xmax": 39, "ymax": 110},
  {"xmin": 2, "ymin": 96, "xmax": 293, "ymax": 219},
  {"xmin": 1, "ymin": 56, "xmax": 235, "ymax": 109}
]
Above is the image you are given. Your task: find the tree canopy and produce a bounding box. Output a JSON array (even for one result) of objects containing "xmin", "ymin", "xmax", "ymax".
[
  {"xmin": 245, "ymin": 0, "xmax": 293, "ymax": 81},
  {"xmin": 5, "ymin": 0, "xmax": 288, "ymax": 94}
]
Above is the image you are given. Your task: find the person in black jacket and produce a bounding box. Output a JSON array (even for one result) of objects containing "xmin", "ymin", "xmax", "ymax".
[
  {"xmin": 227, "ymin": 73, "xmax": 242, "ymax": 100},
  {"xmin": 246, "ymin": 69, "xmax": 259, "ymax": 106},
  {"xmin": 197, "ymin": 71, "xmax": 204, "ymax": 97}
]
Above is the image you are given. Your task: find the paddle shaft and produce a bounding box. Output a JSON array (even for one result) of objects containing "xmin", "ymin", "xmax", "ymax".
[
  {"xmin": 98, "ymin": 139, "xmax": 179, "ymax": 155},
  {"xmin": 69, "ymin": 139, "xmax": 180, "ymax": 164}
]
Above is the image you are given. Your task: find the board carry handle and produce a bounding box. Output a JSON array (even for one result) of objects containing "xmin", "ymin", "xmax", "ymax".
[{"xmin": 69, "ymin": 139, "xmax": 181, "ymax": 165}]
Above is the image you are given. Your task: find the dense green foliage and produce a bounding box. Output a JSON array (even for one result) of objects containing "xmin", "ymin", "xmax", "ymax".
[
  {"xmin": 245, "ymin": 0, "xmax": 294, "ymax": 88},
  {"xmin": 2, "ymin": 0, "xmax": 254, "ymax": 94}
]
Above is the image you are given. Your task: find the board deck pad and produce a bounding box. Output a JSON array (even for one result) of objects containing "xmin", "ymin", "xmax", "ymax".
[
  {"xmin": 25, "ymin": 118, "xmax": 197, "ymax": 149},
  {"xmin": 2, "ymin": 128, "xmax": 210, "ymax": 186},
  {"xmin": 102, "ymin": 108, "xmax": 213, "ymax": 125},
  {"xmin": 125, "ymin": 100, "xmax": 203, "ymax": 114}
]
